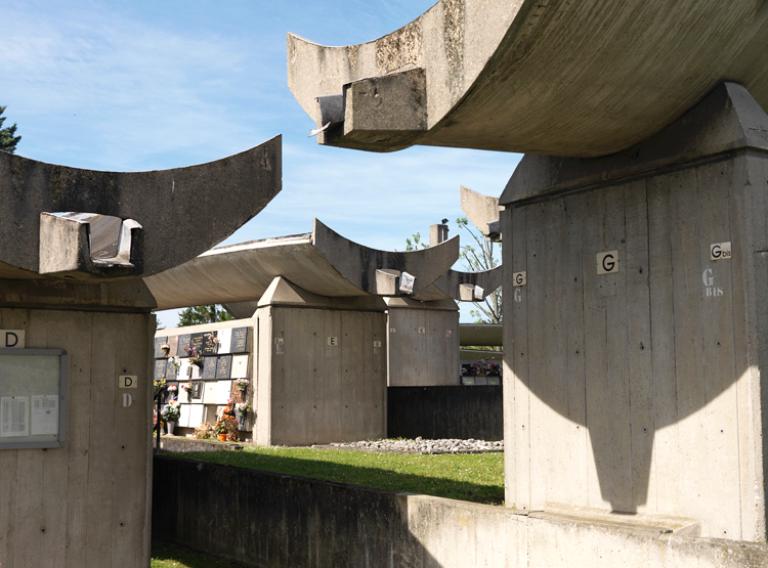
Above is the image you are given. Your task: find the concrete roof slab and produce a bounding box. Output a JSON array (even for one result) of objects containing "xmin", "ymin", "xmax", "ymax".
[{"xmin": 288, "ymin": 1, "xmax": 768, "ymax": 157}]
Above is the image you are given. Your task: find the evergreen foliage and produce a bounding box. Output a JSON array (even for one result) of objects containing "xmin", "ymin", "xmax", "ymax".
[
  {"xmin": 0, "ymin": 106, "xmax": 21, "ymax": 153},
  {"xmin": 178, "ymin": 305, "xmax": 233, "ymax": 327}
]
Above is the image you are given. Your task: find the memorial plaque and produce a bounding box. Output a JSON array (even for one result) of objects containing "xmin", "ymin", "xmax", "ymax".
[
  {"xmin": 189, "ymin": 333, "xmax": 205, "ymax": 355},
  {"xmin": 231, "ymin": 355, "xmax": 249, "ymax": 378},
  {"xmin": 180, "ymin": 403, "xmax": 204, "ymax": 428},
  {"xmin": 176, "ymin": 334, "xmax": 191, "ymax": 357},
  {"xmin": 201, "ymin": 331, "xmax": 219, "ymax": 356},
  {"xmin": 165, "ymin": 360, "xmax": 177, "ymax": 381},
  {"xmin": 217, "ymin": 328, "xmax": 233, "ymax": 354},
  {"xmin": 168, "ymin": 336, "xmax": 179, "ymax": 359},
  {"xmin": 215, "ymin": 355, "xmax": 232, "ymax": 379},
  {"xmin": 231, "ymin": 327, "xmax": 248, "ymax": 353},
  {"xmin": 177, "ymin": 358, "xmax": 191, "ymax": 380},
  {"xmin": 153, "ymin": 336, "xmax": 168, "ymax": 358},
  {"xmin": 153, "ymin": 359, "xmax": 167, "ymax": 379},
  {"xmin": 203, "ymin": 381, "xmax": 232, "ymax": 405},
  {"xmin": 202, "ymin": 356, "xmax": 217, "ymax": 379},
  {"xmin": 190, "ymin": 381, "xmax": 203, "ymax": 400}
]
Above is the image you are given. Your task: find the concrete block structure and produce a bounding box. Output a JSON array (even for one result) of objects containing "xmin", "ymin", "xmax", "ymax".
[
  {"xmin": 253, "ymin": 277, "xmax": 387, "ymax": 445},
  {"xmin": 385, "ymin": 297, "xmax": 459, "ymax": 386},
  {"xmin": 147, "ymin": 221, "xmax": 458, "ymax": 445},
  {"xmin": 500, "ymin": 82, "xmax": 768, "ymax": 542},
  {"xmin": 0, "ymin": 138, "xmax": 281, "ymax": 567},
  {"xmin": 288, "ymin": 0, "xmax": 768, "ymax": 561}
]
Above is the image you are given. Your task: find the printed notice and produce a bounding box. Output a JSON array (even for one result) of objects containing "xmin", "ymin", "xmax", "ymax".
[
  {"xmin": 31, "ymin": 395, "xmax": 59, "ymax": 436},
  {"xmin": 0, "ymin": 396, "xmax": 30, "ymax": 438}
]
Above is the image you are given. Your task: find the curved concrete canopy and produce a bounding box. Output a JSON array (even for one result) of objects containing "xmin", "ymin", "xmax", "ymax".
[
  {"xmin": 0, "ymin": 136, "xmax": 281, "ymax": 279},
  {"xmin": 413, "ymin": 265, "xmax": 502, "ymax": 302},
  {"xmin": 146, "ymin": 219, "xmax": 459, "ymax": 309},
  {"xmin": 288, "ymin": 1, "xmax": 768, "ymax": 156},
  {"xmin": 460, "ymin": 186, "xmax": 500, "ymax": 240},
  {"xmin": 312, "ymin": 219, "xmax": 459, "ymax": 296}
]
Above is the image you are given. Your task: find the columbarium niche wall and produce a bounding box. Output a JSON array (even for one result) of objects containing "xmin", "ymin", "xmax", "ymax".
[
  {"xmin": 154, "ymin": 319, "xmax": 254, "ymax": 437},
  {"xmin": 500, "ymin": 83, "xmax": 768, "ymax": 541}
]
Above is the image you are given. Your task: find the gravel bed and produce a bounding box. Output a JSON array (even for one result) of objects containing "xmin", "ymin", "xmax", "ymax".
[{"xmin": 318, "ymin": 437, "xmax": 503, "ymax": 454}]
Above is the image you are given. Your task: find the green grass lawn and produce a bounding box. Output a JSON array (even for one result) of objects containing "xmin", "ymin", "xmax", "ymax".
[
  {"xmin": 151, "ymin": 540, "xmax": 247, "ymax": 567},
  {"xmin": 163, "ymin": 444, "xmax": 505, "ymax": 504}
]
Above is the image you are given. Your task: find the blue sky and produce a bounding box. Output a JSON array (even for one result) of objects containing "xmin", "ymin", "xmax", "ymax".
[{"xmin": 1, "ymin": 0, "xmax": 519, "ymax": 326}]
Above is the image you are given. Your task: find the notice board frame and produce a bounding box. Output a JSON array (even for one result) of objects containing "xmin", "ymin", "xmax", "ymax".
[{"xmin": 0, "ymin": 348, "xmax": 68, "ymax": 449}]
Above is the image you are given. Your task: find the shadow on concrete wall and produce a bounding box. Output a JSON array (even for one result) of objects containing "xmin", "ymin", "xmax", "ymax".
[{"xmin": 153, "ymin": 455, "xmax": 459, "ymax": 567}]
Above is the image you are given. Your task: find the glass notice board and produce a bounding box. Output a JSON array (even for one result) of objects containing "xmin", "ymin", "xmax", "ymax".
[{"xmin": 0, "ymin": 349, "xmax": 67, "ymax": 449}]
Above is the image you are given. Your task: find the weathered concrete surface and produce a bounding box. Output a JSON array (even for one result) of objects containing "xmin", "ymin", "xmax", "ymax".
[
  {"xmin": 146, "ymin": 219, "xmax": 458, "ymax": 309},
  {"xmin": 413, "ymin": 265, "xmax": 502, "ymax": 302},
  {"xmin": 0, "ymin": 136, "xmax": 281, "ymax": 278},
  {"xmin": 154, "ymin": 455, "xmax": 768, "ymax": 568},
  {"xmin": 460, "ymin": 185, "xmax": 500, "ymax": 239},
  {"xmin": 501, "ymin": 83, "xmax": 768, "ymax": 541},
  {"xmin": 385, "ymin": 297, "xmax": 459, "ymax": 387},
  {"xmin": 0, "ymin": 307, "xmax": 154, "ymax": 568},
  {"xmin": 254, "ymin": 277, "xmax": 387, "ymax": 445},
  {"xmin": 312, "ymin": 219, "xmax": 458, "ymax": 296},
  {"xmin": 288, "ymin": 1, "xmax": 768, "ymax": 156}
]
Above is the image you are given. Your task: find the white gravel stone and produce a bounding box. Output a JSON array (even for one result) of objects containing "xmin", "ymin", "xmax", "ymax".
[{"xmin": 321, "ymin": 438, "xmax": 503, "ymax": 454}]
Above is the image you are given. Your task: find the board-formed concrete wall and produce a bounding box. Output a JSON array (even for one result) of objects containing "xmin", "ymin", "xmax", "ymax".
[
  {"xmin": 386, "ymin": 299, "xmax": 459, "ymax": 386},
  {"xmin": 501, "ymin": 83, "xmax": 768, "ymax": 542},
  {"xmin": 387, "ymin": 385, "xmax": 502, "ymax": 440},
  {"xmin": 0, "ymin": 307, "xmax": 153, "ymax": 567},
  {"xmin": 153, "ymin": 455, "xmax": 768, "ymax": 568},
  {"xmin": 255, "ymin": 282, "xmax": 387, "ymax": 445}
]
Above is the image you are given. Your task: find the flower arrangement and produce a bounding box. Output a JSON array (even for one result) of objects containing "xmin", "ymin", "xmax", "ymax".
[
  {"xmin": 153, "ymin": 378, "xmax": 166, "ymax": 397},
  {"xmin": 166, "ymin": 356, "xmax": 181, "ymax": 379},
  {"xmin": 205, "ymin": 332, "xmax": 219, "ymax": 350},
  {"xmin": 213, "ymin": 414, "xmax": 239, "ymax": 441},
  {"xmin": 167, "ymin": 384, "xmax": 178, "ymax": 394},
  {"xmin": 234, "ymin": 402, "xmax": 250, "ymax": 430},
  {"xmin": 161, "ymin": 400, "xmax": 181, "ymax": 422},
  {"xmin": 182, "ymin": 382, "xmax": 193, "ymax": 394},
  {"xmin": 194, "ymin": 423, "xmax": 215, "ymax": 440},
  {"xmin": 160, "ymin": 343, "xmax": 171, "ymax": 356},
  {"xmin": 184, "ymin": 343, "xmax": 204, "ymax": 367},
  {"xmin": 235, "ymin": 378, "xmax": 249, "ymax": 391}
]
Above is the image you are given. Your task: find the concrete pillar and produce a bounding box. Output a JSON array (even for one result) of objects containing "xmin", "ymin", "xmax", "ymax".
[
  {"xmin": 0, "ymin": 136, "xmax": 280, "ymax": 566},
  {"xmin": 500, "ymin": 83, "xmax": 768, "ymax": 541},
  {"xmin": 385, "ymin": 298, "xmax": 459, "ymax": 386},
  {"xmin": 254, "ymin": 277, "xmax": 387, "ymax": 445},
  {"xmin": 0, "ymin": 281, "xmax": 156, "ymax": 566},
  {"xmin": 429, "ymin": 222, "xmax": 449, "ymax": 246}
]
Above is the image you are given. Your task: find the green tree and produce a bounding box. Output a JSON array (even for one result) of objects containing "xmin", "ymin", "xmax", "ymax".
[
  {"xmin": 177, "ymin": 305, "xmax": 233, "ymax": 327},
  {"xmin": 405, "ymin": 231, "xmax": 428, "ymax": 251},
  {"xmin": 0, "ymin": 106, "xmax": 21, "ymax": 153},
  {"xmin": 405, "ymin": 218, "xmax": 502, "ymax": 324},
  {"xmin": 455, "ymin": 216, "xmax": 501, "ymax": 324}
]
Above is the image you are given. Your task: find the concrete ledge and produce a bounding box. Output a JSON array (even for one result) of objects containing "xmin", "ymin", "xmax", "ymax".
[{"xmin": 154, "ymin": 455, "xmax": 768, "ymax": 568}]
